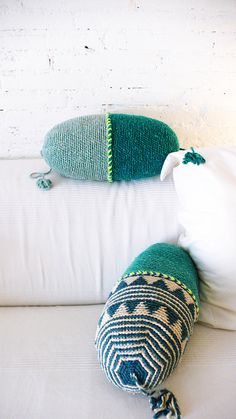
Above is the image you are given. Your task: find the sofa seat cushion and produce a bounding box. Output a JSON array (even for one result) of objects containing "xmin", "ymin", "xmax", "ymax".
[
  {"xmin": 0, "ymin": 305, "xmax": 235, "ymax": 419},
  {"xmin": 0, "ymin": 158, "xmax": 179, "ymax": 305}
]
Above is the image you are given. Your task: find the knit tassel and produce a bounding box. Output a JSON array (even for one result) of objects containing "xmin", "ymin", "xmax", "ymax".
[
  {"xmin": 30, "ymin": 169, "xmax": 53, "ymax": 190},
  {"xmin": 182, "ymin": 147, "xmax": 206, "ymax": 165},
  {"xmin": 149, "ymin": 389, "xmax": 181, "ymax": 419},
  {"xmin": 132, "ymin": 374, "xmax": 181, "ymax": 418}
]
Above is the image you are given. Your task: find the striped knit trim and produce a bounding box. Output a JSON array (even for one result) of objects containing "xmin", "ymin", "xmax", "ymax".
[
  {"xmin": 105, "ymin": 113, "xmax": 113, "ymax": 182},
  {"xmin": 121, "ymin": 271, "xmax": 199, "ymax": 319}
]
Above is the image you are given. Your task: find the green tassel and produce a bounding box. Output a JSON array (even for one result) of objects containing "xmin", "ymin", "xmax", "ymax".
[
  {"xmin": 149, "ymin": 389, "xmax": 181, "ymax": 419},
  {"xmin": 30, "ymin": 169, "xmax": 53, "ymax": 190},
  {"xmin": 36, "ymin": 178, "xmax": 52, "ymax": 190},
  {"xmin": 182, "ymin": 147, "xmax": 206, "ymax": 165}
]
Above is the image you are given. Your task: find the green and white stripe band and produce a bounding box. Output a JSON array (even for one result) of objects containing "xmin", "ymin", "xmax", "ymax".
[{"xmin": 106, "ymin": 113, "xmax": 113, "ymax": 183}]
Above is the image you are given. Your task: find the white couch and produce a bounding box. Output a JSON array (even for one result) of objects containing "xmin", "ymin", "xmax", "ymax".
[{"xmin": 0, "ymin": 159, "xmax": 235, "ymax": 419}]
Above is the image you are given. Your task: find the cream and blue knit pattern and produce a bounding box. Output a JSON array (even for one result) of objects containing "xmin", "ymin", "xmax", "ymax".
[
  {"xmin": 96, "ymin": 272, "xmax": 198, "ymax": 391},
  {"xmin": 95, "ymin": 244, "xmax": 199, "ymax": 417}
]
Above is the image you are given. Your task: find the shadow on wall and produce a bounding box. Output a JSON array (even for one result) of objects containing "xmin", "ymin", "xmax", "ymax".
[{"xmin": 101, "ymin": 105, "xmax": 220, "ymax": 149}]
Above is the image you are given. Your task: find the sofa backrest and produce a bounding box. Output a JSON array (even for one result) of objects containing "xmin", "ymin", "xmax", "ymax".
[{"xmin": 0, "ymin": 159, "xmax": 180, "ymax": 305}]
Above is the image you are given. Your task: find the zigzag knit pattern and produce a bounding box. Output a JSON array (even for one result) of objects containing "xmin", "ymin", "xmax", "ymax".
[{"xmin": 95, "ymin": 272, "xmax": 198, "ymax": 393}]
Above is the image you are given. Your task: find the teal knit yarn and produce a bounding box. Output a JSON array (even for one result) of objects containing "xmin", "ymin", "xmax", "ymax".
[
  {"xmin": 110, "ymin": 114, "xmax": 179, "ymax": 181},
  {"xmin": 40, "ymin": 113, "xmax": 179, "ymax": 184},
  {"xmin": 42, "ymin": 114, "xmax": 108, "ymax": 181},
  {"xmin": 123, "ymin": 243, "xmax": 200, "ymax": 307}
]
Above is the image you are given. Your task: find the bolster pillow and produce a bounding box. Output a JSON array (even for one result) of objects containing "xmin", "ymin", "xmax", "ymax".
[
  {"xmin": 95, "ymin": 243, "xmax": 200, "ymax": 418},
  {"xmin": 41, "ymin": 113, "xmax": 179, "ymax": 183}
]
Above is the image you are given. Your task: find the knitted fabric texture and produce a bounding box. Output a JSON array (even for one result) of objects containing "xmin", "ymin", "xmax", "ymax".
[
  {"xmin": 123, "ymin": 243, "xmax": 200, "ymax": 307},
  {"xmin": 95, "ymin": 243, "xmax": 199, "ymax": 396},
  {"xmin": 42, "ymin": 114, "xmax": 108, "ymax": 181},
  {"xmin": 110, "ymin": 114, "xmax": 179, "ymax": 181},
  {"xmin": 41, "ymin": 113, "xmax": 179, "ymax": 183}
]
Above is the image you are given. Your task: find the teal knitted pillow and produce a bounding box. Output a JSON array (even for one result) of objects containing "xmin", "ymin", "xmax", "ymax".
[
  {"xmin": 31, "ymin": 113, "xmax": 179, "ymax": 189},
  {"xmin": 95, "ymin": 243, "xmax": 200, "ymax": 418}
]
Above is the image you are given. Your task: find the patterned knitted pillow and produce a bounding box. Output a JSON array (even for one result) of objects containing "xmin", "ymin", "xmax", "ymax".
[
  {"xmin": 30, "ymin": 113, "xmax": 179, "ymax": 189},
  {"xmin": 95, "ymin": 243, "xmax": 200, "ymax": 419}
]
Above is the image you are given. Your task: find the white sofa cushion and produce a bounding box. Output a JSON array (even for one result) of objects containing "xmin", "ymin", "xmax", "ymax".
[
  {"xmin": 161, "ymin": 147, "xmax": 236, "ymax": 330},
  {"xmin": 0, "ymin": 305, "xmax": 235, "ymax": 419},
  {"xmin": 0, "ymin": 159, "xmax": 180, "ymax": 305}
]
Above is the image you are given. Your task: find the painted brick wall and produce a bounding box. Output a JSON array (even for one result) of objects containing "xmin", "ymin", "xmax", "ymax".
[{"xmin": 0, "ymin": 0, "xmax": 236, "ymax": 157}]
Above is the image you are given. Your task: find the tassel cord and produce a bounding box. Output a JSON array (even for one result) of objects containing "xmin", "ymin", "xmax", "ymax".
[{"xmin": 30, "ymin": 168, "xmax": 52, "ymax": 179}]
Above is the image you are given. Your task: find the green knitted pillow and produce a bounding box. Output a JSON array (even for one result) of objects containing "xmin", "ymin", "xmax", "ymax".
[
  {"xmin": 31, "ymin": 113, "xmax": 179, "ymax": 189},
  {"xmin": 95, "ymin": 243, "xmax": 200, "ymax": 418}
]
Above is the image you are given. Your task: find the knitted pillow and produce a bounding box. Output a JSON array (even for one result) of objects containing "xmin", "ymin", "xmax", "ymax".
[
  {"xmin": 95, "ymin": 243, "xmax": 200, "ymax": 418},
  {"xmin": 31, "ymin": 113, "xmax": 179, "ymax": 189}
]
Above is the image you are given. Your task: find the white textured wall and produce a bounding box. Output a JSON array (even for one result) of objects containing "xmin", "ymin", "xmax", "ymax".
[{"xmin": 0, "ymin": 0, "xmax": 236, "ymax": 157}]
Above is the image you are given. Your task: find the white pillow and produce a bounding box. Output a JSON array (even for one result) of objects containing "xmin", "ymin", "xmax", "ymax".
[{"xmin": 161, "ymin": 147, "xmax": 236, "ymax": 330}]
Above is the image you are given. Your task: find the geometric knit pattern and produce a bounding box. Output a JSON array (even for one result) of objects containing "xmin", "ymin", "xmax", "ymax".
[
  {"xmin": 95, "ymin": 273, "xmax": 198, "ymax": 394},
  {"xmin": 41, "ymin": 113, "xmax": 179, "ymax": 182},
  {"xmin": 123, "ymin": 243, "xmax": 200, "ymax": 307}
]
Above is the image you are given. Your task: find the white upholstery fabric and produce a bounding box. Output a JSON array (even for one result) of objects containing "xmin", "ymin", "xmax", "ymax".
[
  {"xmin": 161, "ymin": 147, "xmax": 236, "ymax": 330},
  {"xmin": 0, "ymin": 159, "xmax": 180, "ymax": 305},
  {"xmin": 0, "ymin": 305, "xmax": 235, "ymax": 419}
]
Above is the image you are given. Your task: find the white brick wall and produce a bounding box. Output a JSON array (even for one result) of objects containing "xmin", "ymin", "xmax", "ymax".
[{"xmin": 1, "ymin": 0, "xmax": 236, "ymax": 157}]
